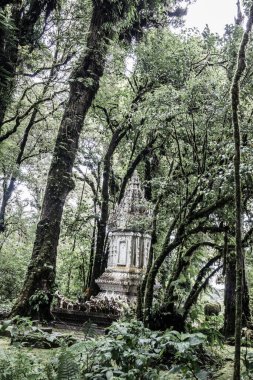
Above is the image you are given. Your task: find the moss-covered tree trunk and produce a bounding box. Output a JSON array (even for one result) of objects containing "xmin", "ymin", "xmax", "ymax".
[
  {"xmin": 224, "ymin": 251, "xmax": 251, "ymax": 338},
  {"xmin": 0, "ymin": 3, "xmax": 19, "ymax": 128},
  {"xmin": 224, "ymin": 251, "xmax": 236, "ymax": 338},
  {"xmin": 231, "ymin": 5, "xmax": 253, "ymax": 378},
  {"xmin": 11, "ymin": 0, "xmax": 122, "ymax": 319}
]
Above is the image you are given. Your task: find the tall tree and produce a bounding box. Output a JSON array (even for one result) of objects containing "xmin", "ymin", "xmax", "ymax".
[{"xmin": 231, "ymin": 3, "xmax": 253, "ymax": 379}]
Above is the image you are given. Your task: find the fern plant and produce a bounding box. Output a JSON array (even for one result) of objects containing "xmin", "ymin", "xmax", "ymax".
[
  {"xmin": 82, "ymin": 320, "xmax": 97, "ymax": 339},
  {"xmin": 57, "ymin": 348, "xmax": 80, "ymax": 380}
]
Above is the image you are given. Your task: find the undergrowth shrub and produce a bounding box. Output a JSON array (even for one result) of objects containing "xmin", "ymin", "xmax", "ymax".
[
  {"xmin": 191, "ymin": 315, "xmax": 224, "ymax": 347},
  {"xmin": 74, "ymin": 320, "xmax": 210, "ymax": 379},
  {"xmin": 0, "ymin": 317, "xmax": 76, "ymax": 348},
  {"xmin": 0, "ymin": 320, "xmax": 215, "ymax": 379},
  {"xmin": 0, "ymin": 348, "xmax": 55, "ymax": 380},
  {"xmin": 56, "ymin": 348, "xmax": 80, "ymax": 380}
]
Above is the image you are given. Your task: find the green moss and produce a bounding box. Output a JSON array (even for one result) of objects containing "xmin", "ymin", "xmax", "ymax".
[
  {"xmin": 0, "ymin": 337, "xmax": 10, "ymax": 351},
  {"xmin": 0, "ymin": 336, "xmax": 58, "ymax": 359}
]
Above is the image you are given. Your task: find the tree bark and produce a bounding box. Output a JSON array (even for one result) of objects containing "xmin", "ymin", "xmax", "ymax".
[
  {"xmin": 231, "ymin": 5, "xmax": 253, "ymax": 378},
  {"xmin": 224, "ymin": 249, "xmax": 252, "ymax": 338},
  {"xmin": 137, "ymin": 196, "xmax": 160, "ymax": 320},
  {"xmin": 86, "ymin": 172, "xmax": 100, "ymax": 291},
  {"xmin": 224, "ymin": 251, "xmax": 236, "ymax": 338},
  {"xmin": 0, "ymin": 4, "xmax": 20, "ymax": 128}
]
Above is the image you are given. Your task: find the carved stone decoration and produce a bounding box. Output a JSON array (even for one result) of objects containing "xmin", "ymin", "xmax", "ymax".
[{"xmin": 96, "ymin": 172, "xmax": 151, "ymax": 299}]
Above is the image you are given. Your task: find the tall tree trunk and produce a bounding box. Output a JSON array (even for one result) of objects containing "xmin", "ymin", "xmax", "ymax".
[
  {"xmin": 86, "ymin": 218, "xmax": 97, "ymax": 290},
  {"xmin": 231, "ymin": 5, "xmax": 253, "ymax": 378},
  {"xmin": 137, "ymin": 197, "xmax": 160, "ymax": 320},
  {"xmin": 86, "ymin": 171, "xmax": 100, "ymax": 291},
  {"xmin": 0, "ymin": 4, "xmax": 20, "ymax": 128},
  {"xmin": 224, "ymin": 251, "xmax": 251, "ymax": 338},
  {"xmin": 11, "ymin": 0, "xmax": 123, "ymax": 318},
  {"xmin": 224, "ymin": 251, "xmax": 236, "ymax": 338},
  {"xmin": 242, "ymin": 262, "xmax": 251, "ymax": 325}
]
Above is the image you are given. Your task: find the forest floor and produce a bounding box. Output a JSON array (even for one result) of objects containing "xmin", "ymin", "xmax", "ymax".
[
  {"xmin": 0, "ymin": 330, "xmax": 253, "ymax": 379},
  {"xmin": 213, "ymin": 344, "xmax": 253, "ymax": 380}
]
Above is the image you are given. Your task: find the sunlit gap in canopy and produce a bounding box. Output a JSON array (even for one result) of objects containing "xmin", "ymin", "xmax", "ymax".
[
  {"xmin": 124, "ymin": 0, "xmax": 239, "ymax": 76},
  {"xmin": 184, "ymin": 0, "xmax": 239, "ymax": 35}
]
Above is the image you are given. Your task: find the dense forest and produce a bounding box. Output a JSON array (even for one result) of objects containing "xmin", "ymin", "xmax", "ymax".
[{"xmin": 1, "ymin": 0, "xmax": 253, "ymax": 379}]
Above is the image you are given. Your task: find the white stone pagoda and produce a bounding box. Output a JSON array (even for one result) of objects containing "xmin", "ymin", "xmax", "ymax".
[{"xmin": 96, "ymin": 172, "xmax": 151, "ymax": 299}]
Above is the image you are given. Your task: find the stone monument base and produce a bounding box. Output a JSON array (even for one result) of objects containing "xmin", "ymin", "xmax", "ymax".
[{"xmin": 95, "ymin": 266, "xmax": 143, "ymax": 300}]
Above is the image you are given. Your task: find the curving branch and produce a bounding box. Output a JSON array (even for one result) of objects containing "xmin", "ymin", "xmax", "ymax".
[
  {"xmin": 183, "ymin": 255, "xmax": 222, "ymax": 319},
  {"xmin": 117, "ymin": 136, "xmax": 157, "ymax": 204}
]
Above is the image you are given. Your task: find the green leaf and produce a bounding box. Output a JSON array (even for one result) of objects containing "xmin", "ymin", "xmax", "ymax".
[
  {"xmin": 106, "ymin": 370, "xmax": 114, "ymax": 379},
  {"xmin": 196, "ymin": 369, "xmax": 209, "ymax": 380}
]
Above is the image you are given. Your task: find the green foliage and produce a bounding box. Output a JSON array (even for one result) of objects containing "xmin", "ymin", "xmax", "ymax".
[
  {"xmin": 76, "ymin": 321, "xmax": 210, "ymax": 379},
  {"xmin": 0, "ymin": 237, "xmax": 34, "ymax": 303},
  {"xmin": 194, "ymin": 316, "xmax": 224, "ymax": 348},
  {"xmin": 0, "ymin": 263, "xmax": 21, "ymax": 302},
  {"xmin": 242, "ymin": 350, "xmax": 253, "ymax": 379},
  {"xmin": 29, "ymin": 290, "xmax": 49, "ymax": 312},
  {"xmin": 0, "ymin": 317, "xmax": 76, "ymax": 349},
  {"xmin": 0, "ymin": 348, "xmax": 55, "ymax": 380},
  {"xmin": 79, "ymin": 321, "xmax": 160, "ymax": 379},
  {"xmin": 0, "ymin": 316, "xmax": 34, "ymax": 338},
  {"xmin": 0, "ymin": 320, "xmax": 221, "ymax": 379},
  {"xmin": 82, "ymin": 320, "xmax": 98, "ymax": 339},
  {"xmin": 1, "ymin": 3, "xmax": 253, "ymax": 377},
  {"xmin": 156, "ymin": 330, "xmax": 209, "ymax": 379},
  {"xmin": 57, "ymin": 348, "xmax": 80, "ymax": 380}
]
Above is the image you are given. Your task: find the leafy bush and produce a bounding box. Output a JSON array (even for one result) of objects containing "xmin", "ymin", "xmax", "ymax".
[{"xmin": 242, "ymin": 351, "xmax": 253, "ymax": 379}]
